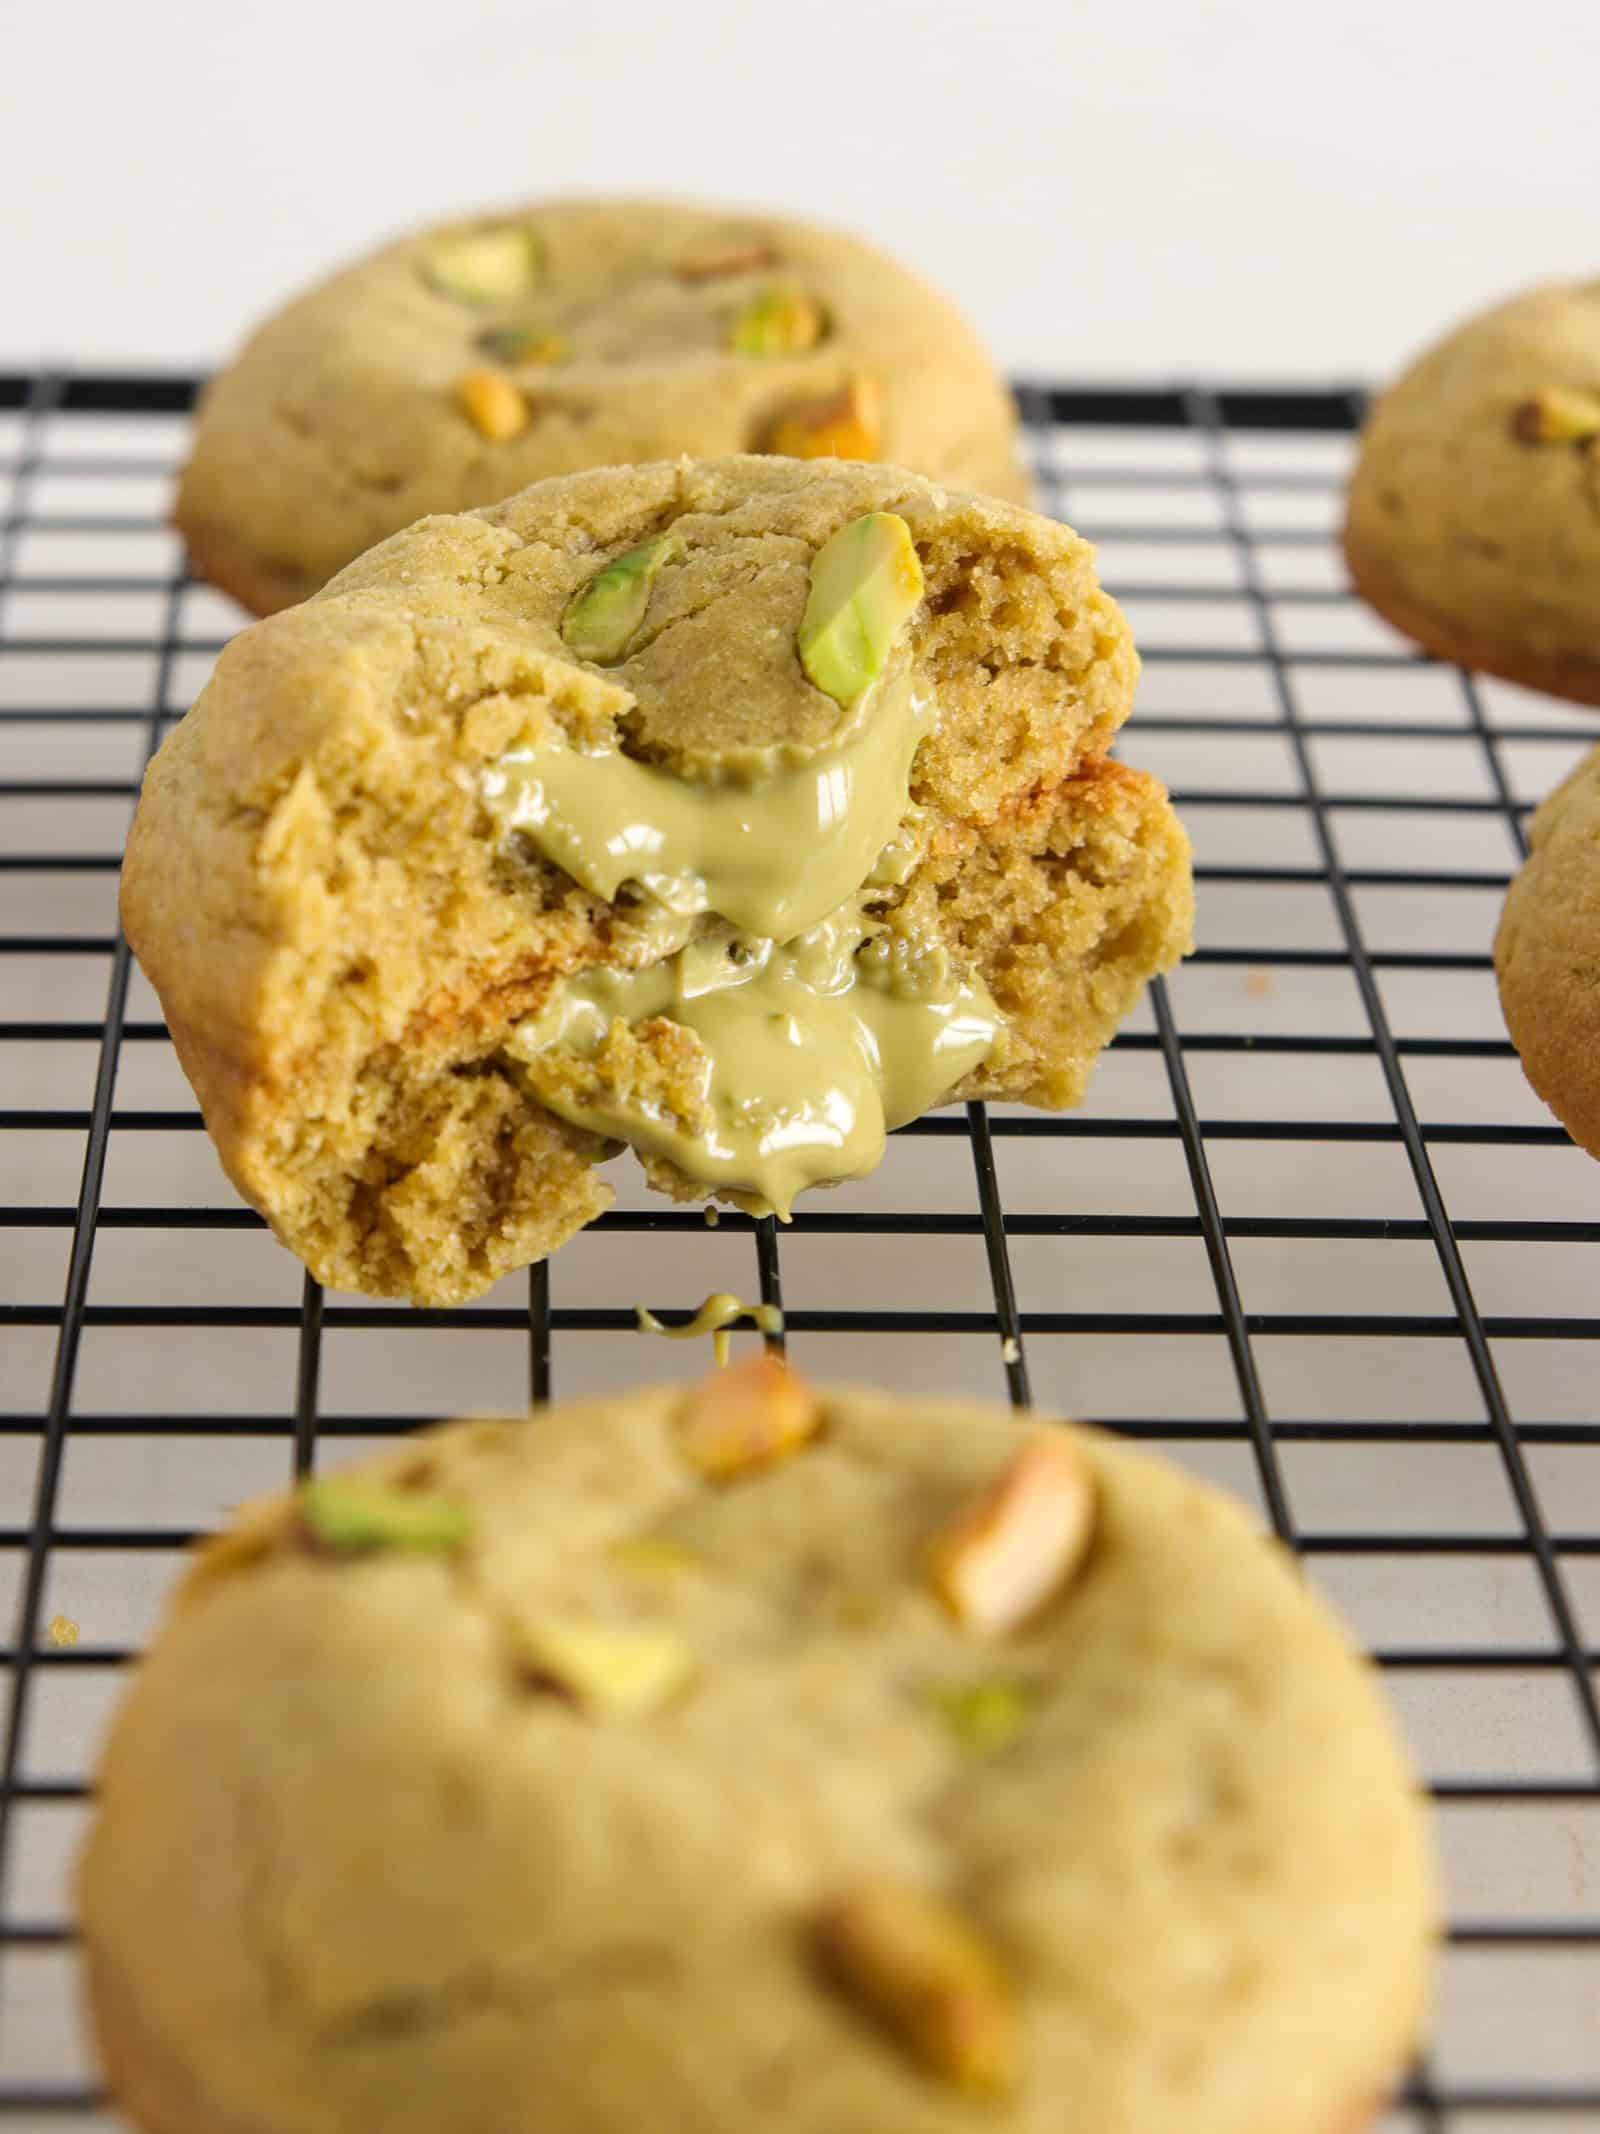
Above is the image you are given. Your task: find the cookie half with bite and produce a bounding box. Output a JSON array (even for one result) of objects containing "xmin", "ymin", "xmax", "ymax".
[
  {"xmin": 175, "ymin": 196, "xmax": 1031, "ymax": 615},
  {"xmin": 1495, "ymin": 741, "xmax": 1600, "ymax": 1156},
  {"xmin": 1343, "ymin": 279, "xmax": 1600, "ymax": 703},
  {"xmin": 122, "ymin": 456, "xmax": 1192, "ymax": 1303},
  {"xmin": 78, "ymin": 1366, "xmax": 1438, "ymax": 2134}
]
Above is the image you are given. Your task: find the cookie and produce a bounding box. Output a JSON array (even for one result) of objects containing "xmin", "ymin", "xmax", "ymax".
[
  {"xmin": 122, "ymin": 456, "xmax": 1192, "ymax": 1305},
  {"xmin": 1343, "ymin": 280, "xmax": 1600, "ymax": 704},
  {"xmin": 77, "ymin": 1366, "xmax": 1437, "ymax": 2134},
  {"xmin": 1495, "ymin": 742, "xmax": 1600, "ymax": 1156},
  {"xmin": 175, "ymin": 197, "xmax": 1032, "ymax": 615}
]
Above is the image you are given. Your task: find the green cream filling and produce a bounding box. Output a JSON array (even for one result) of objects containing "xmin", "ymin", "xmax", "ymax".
[
  {"xmin": 479, "ymin": 671, "xmax": 934, "ymax": 941},
  {"xmin": 482, "ymin": 671, "xmax": 998, "ymax": 1214}
]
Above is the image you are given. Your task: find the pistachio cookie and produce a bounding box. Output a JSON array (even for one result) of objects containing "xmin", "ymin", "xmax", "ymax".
[
  {"xmin": 78, "ymin": 1365, "xmax": 1436, "ymax": 2134},
  {"xmin": 1344, "ymin": 280, "xmax": 1600, "ymax": 704},
  {"xmin": 1495, "ymin": 743, "xmax": 1600, "ymax": 1156},
  {"xmin": 175, "ymin": 197, "xmax": 1031, "ymax": 615},
  {"xmin": 122, "ymin": 456, "xmax": 1192, "ymax": 1305}
]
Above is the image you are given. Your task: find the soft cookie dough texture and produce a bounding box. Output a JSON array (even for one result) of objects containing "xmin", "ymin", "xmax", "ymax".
[
  {"xmin": 1496, "ymin": 743, "xmax": 1600, "ymax": 1158},
  {"xmin": 175, "ymin": 197, "xmax": 1032, "ymax": 614},
  {"xmin": 121, "ymin": 457, "xmax": 1192, "ymax": 1304},
  {"xmin": 1344, "ymin": 280, "xmax": 1600, "ymax": 704},
  {"xmin": 77, "ymin": 1379, "xmax": 1436, "ymax": 2134}
]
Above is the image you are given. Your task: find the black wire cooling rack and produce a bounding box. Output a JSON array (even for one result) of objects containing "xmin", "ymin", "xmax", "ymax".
[{"xmin": 0, "ymin": 371, "xmax": 1598, "ymax": 2126}]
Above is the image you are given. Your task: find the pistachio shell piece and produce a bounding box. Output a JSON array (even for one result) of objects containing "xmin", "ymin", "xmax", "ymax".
[
  {"xmin": 731, "ymin": 282, "xmax": 826, "ymax": 357},
  {"xmin": 560, "ymin": 534, "xmax": 681, "ymax": 664},
  {"xmin": 815, "ymin": 1879, "xmax": 1018, "ymax": 2094},
  {"xmin": 676, "ymin": 1353, "xmax": 821, "ymax": 1481},
  {"xmin": 477, "ymin": 324, "xmax": 568, "ymax": 366},
  {"xmin": 926, "ymin": 1432, "xmax": 1094, "ymax": 1635},
  {"xmin": 765, "ymin": 375, "xmax": 882, "ymax": 461},
  {"xmin": 1512, "ymin": 384, "xmax": 1600, "ymax": 444},
  {"xmin": 928, "ymin": 1677, "xmax": 1032, "ymax": 1756},
  {"xmin": 676, "ymin": 232, "xmax": 777, "ymax": 282},
  {"xmin": 424, "ymin": 225, "xmax": 541, "ymax": 306},
  {"xmin": 798, "ymin": 512, "xmax": 924, "ymax": 707},
  {"xmin": 519, "ymin": 1616, "xmax": 696, "ymax": 1716},
  {"xmin": 455, "ymin": 367, "xmax": 531, "ymax": 441},
  {"xmin": 301, "ymin": 1477, "xmax": 475, "ymax": 1554}
]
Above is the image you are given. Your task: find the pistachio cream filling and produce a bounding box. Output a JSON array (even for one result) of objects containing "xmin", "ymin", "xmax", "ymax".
[
  {"xmin": 481, "ymin": 513, "xmax": 999, "ymax": 1212},
  {"xmin": 501, "ymin": 898, "xmax": 996, "ymax": 1216},
  {"xmin": 480, "ymin": 670, "xmax": 934, "ymax": 943}
]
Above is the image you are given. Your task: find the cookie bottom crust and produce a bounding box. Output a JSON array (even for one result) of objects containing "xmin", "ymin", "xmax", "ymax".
[{"xmin": 1343, "ymin": 528, "xmax": 1600, "ymax": 709}]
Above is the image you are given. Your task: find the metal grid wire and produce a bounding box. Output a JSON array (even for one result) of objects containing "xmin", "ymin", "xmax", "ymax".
[{"xmin": 1, "ymin": 370, "xmax": 1598, "ymax": 2127}]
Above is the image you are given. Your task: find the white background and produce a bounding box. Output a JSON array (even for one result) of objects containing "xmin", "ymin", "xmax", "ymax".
[{"xmin": 3, "ymin": 0, "xmax": 1598, "ymax": 381}]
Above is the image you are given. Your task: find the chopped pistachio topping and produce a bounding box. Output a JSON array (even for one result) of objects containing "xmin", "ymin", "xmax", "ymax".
[
  {"xmin": 477, "ymin": 324, "xmax": 567, "ymax": 366},
  {"xmin": 927, "ymin": 1432, "xmax": 1095, "ymax": 1635},
  {"xmin": 766, "ymin": 375, "xmax": 882, "ymax": 461},
  {"xmin": 301, "ymin": 1476, "xmax": 475, "ymax": 1554},
  {"xmin": 424, "ymin": 225, "xmax": 541, "ymax": 306},
  {"xmin": 560, "ymin": 535, "xmax": 680, "ymax": 664},
  {"xmin": 799, "ymin": 512, "xmax": 924, "ymax": 708},
  {"xmin": 1512, "ymin": 384, "xmax": 1600, "ymax": 444},
  {"xmin": 731, "ymin": 282, "xmax": 826, "ymax": 356},
  {"xmin": 677, "ymin": 1353, "xmax": 821, "ymax": 1480},
  {"xmin": 928, "ymin": 1678, "xmax": 1032, "ymax": 1756},
  {"xmin": 455, "ymin": 367, "xmax": 531, "ymax": 441},
  {"xmin": 815, "ymin": 1879, "xmax": 1019, "ymax": 2094},
  {"xmin": 520, "ymin": 1615, "xmax": 696, "ymax": 1716}
]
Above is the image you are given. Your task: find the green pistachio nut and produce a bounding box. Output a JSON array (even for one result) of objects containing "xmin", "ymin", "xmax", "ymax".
[
  {"xmin": 301, "ymin": 1476, "xmax": 475, "ymax": 1554},
  {"xmin": 424, "ymin": 225, "xmax": 542, "ymax": 307},
  {"xmin": 520, "ymin": 1615, "xmax": 697, "ymax": 1715},
  {"xmin": 731, "ymin": 282, "xmax": 826, "ymax": 356},
  {"xmin": 477, "ymin": 323, "xmax": 567, "ymax": 365},
  {"xmin": 798, "ymin": 512, "xmax": 924, "ymax": 707},
  {"xmin": 561, "ymin": 535, "xmax": 680, "ymax": 664},
  {"xmin": 929, "ymin": 1678, "xmax": 1032, "ymax": 1756}
]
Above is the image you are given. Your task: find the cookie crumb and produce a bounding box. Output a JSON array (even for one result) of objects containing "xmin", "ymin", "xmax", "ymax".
[{"xmin": 47, "ymin": 1614, "xmax": 80, "ymax": 1649}]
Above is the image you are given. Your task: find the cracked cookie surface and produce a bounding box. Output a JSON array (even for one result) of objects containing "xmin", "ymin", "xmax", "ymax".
[
  {"xmin": 1343, "ymin": 280, "xmax": 1600, "ymax": 704},
  {"xmin": 77, "ymin": 1381, "xmax": 1436, "ymax": 2134},
  {"xmin": 121, "ymin": 456, "xmax": 1192, "ymax": 1304},
  {"xmin": 1495, "ymin": 741, "xmax": 1600, "ymax": 1157},
  {"xmin": 175, "ymin": 197, "xmax": 1031, "ymax": 616}
]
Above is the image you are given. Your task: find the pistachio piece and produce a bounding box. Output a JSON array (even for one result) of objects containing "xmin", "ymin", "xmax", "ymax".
[
  {"xmin": 928, "ymin": 1677, "xmax": 1032, "ymax": 1756},
  {"xmin": 676, "ymin": 1352, "xmax": 821, "ymax": 1480},
  {"xmin": 455, "ymin": 367, "xmax": 531, "ymax": 441},
  {"xmin": 560, "ymin": 534, "xmax": 680, "ymax": 664},
  {"xmin": 926, "ymin": 1432, "xmax": 1094, "ymax": 1635},
  {"xmin": 301, "ymin": 1476, "xmax": 475, "ymax": 1554},
  {"xmin": 815, "ymin": 1879, "xmax": 1018, "ymax": 2094},
  {"xmin": 477, "ymin": 324, "xmax": 568, "ymax": 366},
  {"xmin": 1512, "ymin": 384, "xmax": 1600, "ymax": 444},
  {"xmin": 424, "ymin": 225, "xmax": 541, "ymax": 306},
  {"xmin": 765, "ymin": 375, "xmax": 882, "ymax": 461},
  {"xmin": 676, "ymin": 232, "xmax": 777, "ymax": 282},
  {"xmin": 731, "ymin": 282, "xmax": 827, "ymax": 357},
  {"xmin": 798, "ymin": 511, "xmax": 924, "ymax": 706},
  {"xmin": 520, "ymin": 1615, "xmax": 696, "ymax": 1716}
]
